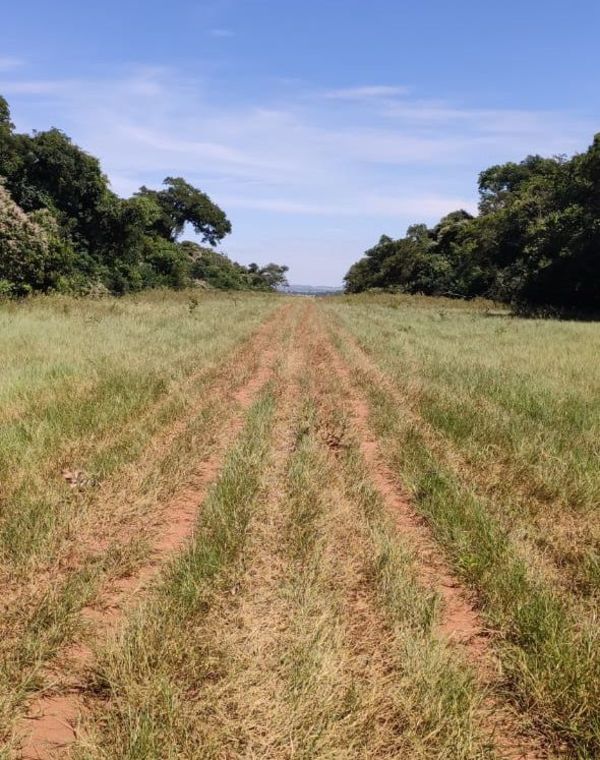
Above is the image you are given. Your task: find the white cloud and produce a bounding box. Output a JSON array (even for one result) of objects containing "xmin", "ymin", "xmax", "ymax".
[
  {"xmin": 322, "ymin": 85, "xmax": 410, "ymax": 100},
  {"xmin": 222, "ymin": 193, "xmax": 476, "ymax": 218},
  {"xmin": 363, "ymin": 194, "xmax": 477, "ymax": 217},
  {"xmin": 6, "ymin": 68, "xmax": 591, "ymax": 191},
  {"xmin": 3, "ymin": 66, "xmax": 596, "ymax": 283},
  {"xmin": 223, "ymin": 197, "xmax": 340, "ymax": 215},
  {"xmin": 383, "ymin": 99, "xmax": 589, "ymax": 138},
  {"xmin": 0, "ymin": 79, "xmax": 75, "ymax": 95}
]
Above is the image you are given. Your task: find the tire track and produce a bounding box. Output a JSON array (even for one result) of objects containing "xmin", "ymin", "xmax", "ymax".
[
  {"xmin": 1, "ymin": 304, "xmax": 291, "ymax": 635},
  {"xmin": 150, "ymin": 306, "xmax": 307, "ymax": 757},
  {"xmin": 16, "ymin": 304, "xmax": 294, "ymax": 760},
  {"xmin": 323, "ymin": 312, "xmax": 581, "ymax": 600},
  {"xmin": 308, "ymin": 302, "xmax": 546, "ymax": 760}
]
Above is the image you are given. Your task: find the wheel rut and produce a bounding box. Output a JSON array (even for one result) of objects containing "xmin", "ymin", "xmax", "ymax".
[
  {"xmin": 16, "ymin": 304, "xmax": 292, "ymax": 760},
  {"xmin": 16, "ymin": 301, "xmax": 550, "ymax": 759},
  {"xmin": 308, "ymin": 303, "xmax": 547, "ymax": 760}
]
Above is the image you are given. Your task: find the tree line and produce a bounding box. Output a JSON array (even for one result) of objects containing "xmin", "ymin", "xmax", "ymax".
[
  {"xmin": 0, "ymin": 95, "xmax": 288, "ymax": 296},
  {"xmin": 345, "ymin": 134, "xmax": 600, "ymax": 313}
]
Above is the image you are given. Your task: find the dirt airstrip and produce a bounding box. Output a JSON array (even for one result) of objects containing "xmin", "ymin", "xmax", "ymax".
[{"xmin": 16, "ymin": 301, "xmax": 546, "ymax": 759}]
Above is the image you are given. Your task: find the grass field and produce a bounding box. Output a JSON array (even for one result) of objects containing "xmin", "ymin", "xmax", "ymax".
[{"xmin": 1, "ymin": 291, "xmax": 599, "ymax": 759}]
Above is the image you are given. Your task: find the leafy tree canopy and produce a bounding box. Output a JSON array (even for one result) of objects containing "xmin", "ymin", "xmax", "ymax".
[
  {"xmin": 0, "ymin": 96, "xmax": 13, "ymax": 131},
  {"xmin": 0, "ymin": 95, "xmax": 286, "ymax": 296},
  {"xmin": 137, "ymin": 177, "xmax": 232, "ymax": 245},
  {"xmin": 345, "ymin": 134, "xmax": 600, "ymax": 313}
]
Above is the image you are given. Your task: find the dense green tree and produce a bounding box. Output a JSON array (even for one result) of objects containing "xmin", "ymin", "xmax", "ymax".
[
  {"xmin": 137, "ymin": 177, "xmax": 231, "ymax": 244},
  {"xmin": 0, "ymin": 185, "xmax": 75, "ymax": 295},
  {"xmin": 247, "ymin": 262, "xmax": 289, "ymax": 290},
  {"xmin": 185, "ymin": 244, "xmax": 288, "ymax": 291},
  {"xmin": 345, "ymin": 224, "xmax": 466, "ymax": 297},
  {"xmin": 1, "ymin": 129, "xmax": 112, "ymax": 249},
  {"xmin": 0, "ymin": 97, "xmax": 18, "ymax": 183},
  {"xmin": 345, "ymin": 134, "xmax": 600, "ymax": 313},
  {"xmin": 471, "ymin": 147, "xmax": 599, "ymax": 309},
  {"xmin": 187, "ymin": 243, "xmax": 249, "ymax": 289},
  {"xmin": 0, "ymin": 94, "xmax": 286, "ymax": 296}
]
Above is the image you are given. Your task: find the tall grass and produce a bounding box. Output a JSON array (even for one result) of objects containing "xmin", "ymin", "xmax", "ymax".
[
  {"xmin": 0, "ymin": 291, "xmax": 278, "ymax": 568},
  {"xmin": 326, "ymin": 296, "xmax": 600, "ymax": 597},
  {"xmin": 325, "ymin": 294, "xmax": 600, "ymax": 756},
  {"xmin": 0, "ymin": 291, "xmax": 280, "ymax": 749},
  {"xmin": 5, "ymin": 293, "xmax": 598, "ymax": 757}
]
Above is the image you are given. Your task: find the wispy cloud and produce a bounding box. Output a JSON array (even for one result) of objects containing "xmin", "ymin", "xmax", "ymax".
[
  {"xmin": 0, "ymin": 79, "xmax": 76, "ymax": 95},
  {"xmin": 222, "ymin": 193, "xmax": 476, "ymax": 217},
  {"xmin": 0, "ymin": 56, "xmax": 24, "ymax": 72},
  {"xmin": 322, "ymin": 85, "xmax": 410, "ymax": 100},
  {"xmin": 5, "ymin": 67, "xmax": 591, "ymax": 199},
  {"xmin": 3, "ymin": 66, "xmax": 596, "ymax": 283},
  {"xmin": 209, "ymin": 28, "xmax": 234, "ymax": 38}
]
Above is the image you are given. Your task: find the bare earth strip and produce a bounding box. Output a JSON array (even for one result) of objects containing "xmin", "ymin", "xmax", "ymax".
[
  {"xmin": 16, "ymin": 303, "xmax": 293, "ymax": 759},
  {"xmin": 0, "ymin": 301, "xmax": 291, "ymax": 690},
  {"xmin": 309, "ymin": 303, "xmax": 547, "ymax": 760},
  {"xmin": 149, "ymin": 302, "xmax": 307, "ymax": 757},
  {"xmin": 323, "ymin": 315, "xmax": 578, "ymax": 600},
  {"xmin": 83, "ymin": 303, "xmax": 482, "ymax": 758},
  {"xmin": 12, "ymin": 300, "xmax": 556, "ymax": 759}
]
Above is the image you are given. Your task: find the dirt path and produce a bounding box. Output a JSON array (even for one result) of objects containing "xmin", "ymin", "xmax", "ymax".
[
  {"xmin": 68, "ymin": 300, "xmax": 295, "ymax": 567},
  {"xmin": 323, "ymin": 312, "xmax": 584, "ymax": 601},
  {"xmin": 16, "ymin": 304, "xmax": 293, "ymax": 760},
  {"xmin": 154, "ymin": 304, "xmax": 308, "ymax": 757},
  {"xmin": 16, "ymin": 300, "xmax": 551, "ymax": 759},
  {"xmin": 101, "ymin": 301, "xmax": 476, "ymax": 758},
  {"xmin": 309, "ymin": 303, "xmax": 546, "ymax": 759}
]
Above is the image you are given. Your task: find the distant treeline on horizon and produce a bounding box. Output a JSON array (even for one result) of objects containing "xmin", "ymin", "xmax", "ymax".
[
  {"xmin": 345, "ymin": 134, "xmax": 600, "ymax": 314},
  {"xmin": 285, "ymin": 284, "xmax": 343, "ymax": 295}
]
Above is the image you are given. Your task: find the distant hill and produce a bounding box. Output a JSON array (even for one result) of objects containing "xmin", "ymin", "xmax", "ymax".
[{"xmin": 284, "ymin": 283, "xmax": 343, "ymax": 296}]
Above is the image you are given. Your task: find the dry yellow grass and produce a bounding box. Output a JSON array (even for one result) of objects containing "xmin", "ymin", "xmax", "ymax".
[
  {"xmin": 68, "ymin": 302, "xmax": 494, "ymax": 760},
  {"xmin": 0, "ymin": 291, "xmax": 283, "ymax": 754},
  {"xmin": 2, "ymin": 292, "xmax": 598, "ymax": 759}
]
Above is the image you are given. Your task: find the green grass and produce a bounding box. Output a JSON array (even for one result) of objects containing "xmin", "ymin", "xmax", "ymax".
[
  {"xmin": 0, "ymin": 290, "xmax": 281, "ymax": 750},
  {"xmin": 325, "ymin": 293, "xmax": 600, "ymax": 756},
  {"xmin": 326, "ymin": 295, "xmax": 600, "ymax": 519},
  {"xmin": 0, "ymin": 290, "xmax": 278, "ymax": 569},
  {"xmin": 72, "ymin": 346, "xmax": 490, "ymax": 759},
  {"xmin": 326, "ymin": 296, "xmax": 600, "ymax": 597},
  {"xmin": 75, "ymin": 388, "xmax": 277, "ymax": 759},
  {"xmin": 4, "ymin": 293, "xmax": 598, "ymax": 758}
]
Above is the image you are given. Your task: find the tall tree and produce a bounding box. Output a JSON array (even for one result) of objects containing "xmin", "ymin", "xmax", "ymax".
[
  {"xmin": 137, "ymin": 177, "xmax": 231, "ymax": 245},
  {"xmin": 0, "ymin": 92, "xmax": 284, "ymax": 296}
]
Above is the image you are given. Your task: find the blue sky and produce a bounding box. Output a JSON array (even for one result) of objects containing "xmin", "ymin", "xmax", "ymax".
[{"xmin": 2, "ymin": 0, "xmax": 599, "ymax": 285}]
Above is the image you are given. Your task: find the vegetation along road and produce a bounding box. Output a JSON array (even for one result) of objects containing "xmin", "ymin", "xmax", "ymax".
[{"xmin": 1, "ymin": 292, "xmax": 599, "ymax": 759}]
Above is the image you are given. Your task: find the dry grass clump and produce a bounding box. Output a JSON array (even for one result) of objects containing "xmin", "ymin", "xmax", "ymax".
[
  {"xmin": 0, "ymin": 291, "xmax": 281, "ymax": 749},
  {"xmin": 325, "ymin": 293, "xmax": 600, "ymax": 755},
  {"xmin": 73, "ymin": 389, "xmax": 278, "ymax": 759}
]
